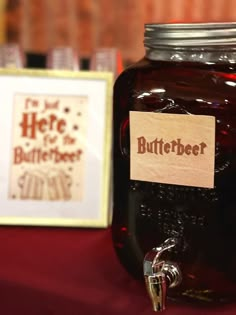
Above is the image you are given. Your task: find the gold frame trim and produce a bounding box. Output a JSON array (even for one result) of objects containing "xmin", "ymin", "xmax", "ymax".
[{"xmin": 0, "ymin": 68, "xmax": 113, "ymax": 228}]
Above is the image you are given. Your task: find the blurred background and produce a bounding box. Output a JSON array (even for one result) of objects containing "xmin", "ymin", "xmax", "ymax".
[{"xmin": 1, "ymin": 0, "xmax": 236, "ymax": 66}]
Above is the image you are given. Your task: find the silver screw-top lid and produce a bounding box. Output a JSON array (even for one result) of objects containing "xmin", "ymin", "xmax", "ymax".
[{"xmin": 144, "ymin": 23, "xmax": 236, "ymax": 48}]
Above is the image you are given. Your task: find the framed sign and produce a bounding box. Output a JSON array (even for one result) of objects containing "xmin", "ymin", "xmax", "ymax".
[{"xmin": 0, "ymin": 69, "xmax": 113, "ymax": 227}]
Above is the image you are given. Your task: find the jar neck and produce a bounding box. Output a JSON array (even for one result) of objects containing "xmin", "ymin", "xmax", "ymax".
[{"xmin": 145, "ymin": 46, "xmax": 236, "ymax": 64}]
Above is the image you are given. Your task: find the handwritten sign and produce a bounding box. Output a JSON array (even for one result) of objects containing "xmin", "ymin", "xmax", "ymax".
[{"xmin": 130, "ymin": 111, "xmax": 215, "ymax": 188}]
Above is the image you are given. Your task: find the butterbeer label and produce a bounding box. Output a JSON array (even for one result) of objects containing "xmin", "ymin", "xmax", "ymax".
[
  {"xmin": 130, "ymin": 111, "xmax": 215, "ymax": 188},
  {"xmin": 9, "ymin": 94, "xmax": 88, "ymax": 201}
]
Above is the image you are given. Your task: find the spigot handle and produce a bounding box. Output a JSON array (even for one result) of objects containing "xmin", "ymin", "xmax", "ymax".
[{"xmin": 145, "ymin": 272, "xmax": 167, "ymax": 311}]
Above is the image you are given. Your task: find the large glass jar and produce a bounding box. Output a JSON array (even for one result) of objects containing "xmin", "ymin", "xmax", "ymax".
[{"xmin": 112, "ymin": 23, "xmax": 236, "ymax": 310}]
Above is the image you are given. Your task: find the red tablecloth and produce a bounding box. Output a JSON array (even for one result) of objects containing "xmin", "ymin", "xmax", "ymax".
[{"xmin": 0, "ymin": 226, "xmax": 235, "ymax": 315}]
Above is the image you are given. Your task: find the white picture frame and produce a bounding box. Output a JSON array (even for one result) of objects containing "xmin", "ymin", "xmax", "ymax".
[{"xmin": 0, "ymin": 69, "xmax": 113, "ymax": 227}]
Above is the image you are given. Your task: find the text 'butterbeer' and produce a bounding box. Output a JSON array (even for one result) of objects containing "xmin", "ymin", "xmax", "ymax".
[{"xmin": 137, "ymin": 137, "xmax": 207, "ymax": 156}]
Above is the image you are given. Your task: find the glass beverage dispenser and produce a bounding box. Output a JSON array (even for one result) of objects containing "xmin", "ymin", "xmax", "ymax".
[{"xmin": 112, "ymin": 23, "xmax": 236, "ymax": 311}]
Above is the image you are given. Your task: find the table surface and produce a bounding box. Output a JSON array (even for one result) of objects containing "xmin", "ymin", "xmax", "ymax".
[{"xmin": 0, "ymin": 226, "xmax": 235, "ymax": 315}]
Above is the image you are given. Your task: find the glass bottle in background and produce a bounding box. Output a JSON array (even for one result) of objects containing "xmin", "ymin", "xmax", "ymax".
[
  {"xmin": 46, "ymin": 46, "xmax": 79, "ymax": 71},
  {"xmin": 0, "ymin": 43, "xmax": 25, "ymax": 68},
  {"xmin": 90, "ymin": 48, "xmax": 123, "ymax": 78}
]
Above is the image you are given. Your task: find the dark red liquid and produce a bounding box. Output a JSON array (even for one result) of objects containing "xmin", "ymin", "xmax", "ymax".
[{"xmin": 112, "ymin": 57, "xmax": 236, "ymax": 304}]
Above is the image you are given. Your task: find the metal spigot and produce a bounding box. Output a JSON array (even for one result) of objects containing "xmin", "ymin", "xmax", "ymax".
[{"xmin": 144, "ymin": 238, "xmax": 182, "ymax": 312}]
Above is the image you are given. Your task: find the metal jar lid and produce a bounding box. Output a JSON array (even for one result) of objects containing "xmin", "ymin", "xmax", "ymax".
[{"xmin": 144, "ymin": 23, "xmax": 236, "ymax": 48}]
